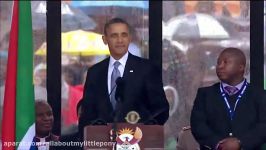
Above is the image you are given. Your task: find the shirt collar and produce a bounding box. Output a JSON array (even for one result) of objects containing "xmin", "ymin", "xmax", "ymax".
[
  {"xmin": 109, "ymin": 52, "xmax": 128, "ymax": 68},
  {"xmin": 34, "ymin": 133, "xmax": 52, "ymax": 142},
  {"xmin": 222, "ymin": 78, "xmax": 246, "ymax": 90}
]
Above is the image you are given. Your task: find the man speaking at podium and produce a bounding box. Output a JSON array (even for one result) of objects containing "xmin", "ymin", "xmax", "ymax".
[{"xmin": 79, "ymin": 18, "xmax": 169, "ymax": 135}]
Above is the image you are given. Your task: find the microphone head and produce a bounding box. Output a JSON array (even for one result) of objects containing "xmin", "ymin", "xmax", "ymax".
[{"xmin": 115, "ymin": 77, "xmax": 124, "ymax": 102}]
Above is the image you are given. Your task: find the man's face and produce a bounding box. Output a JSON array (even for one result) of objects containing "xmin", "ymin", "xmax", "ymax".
[
  {"xmin": 35, "ymin": 69, "xmax": 46, "ymax": 87},
  {"xmin": 216, "ymin": 52, "xmax": 244, "ymax": 84},
  {"xmin": 36, "ymin": 102, "xmax": 54, "ymax": 136},
  {"xmin": 102, "ymin": 23, "xmax": 131, "ymax": 60}
]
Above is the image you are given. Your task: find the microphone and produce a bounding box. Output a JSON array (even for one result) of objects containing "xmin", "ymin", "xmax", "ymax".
[
  {"xmin": 115, "ymin": 77, "xmax": 124, "ymax": 103},
  {"xmin": 111, "ymin": 77, "xmax": 125, "ymax": 146},
  {"xmin": 108, "ymin": 77, "xmax": 123, "ymax": 99},
  {"xmin": 90, "ymin": 119, "xmax": 107, "ymax": 125}
]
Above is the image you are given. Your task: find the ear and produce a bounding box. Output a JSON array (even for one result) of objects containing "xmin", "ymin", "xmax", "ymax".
[
  {"xmin": 239, "ymin": 64, "xmax": 246, "ymax": 72},
  {"xmin": 102, "ymin": 35, "xmax": 107, "ymax": 45}
]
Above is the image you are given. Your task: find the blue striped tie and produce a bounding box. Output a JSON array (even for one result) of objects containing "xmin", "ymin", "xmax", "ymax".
[{"xmin": 110, "ymin": 61, "xmax": 121, "ymax": 109}]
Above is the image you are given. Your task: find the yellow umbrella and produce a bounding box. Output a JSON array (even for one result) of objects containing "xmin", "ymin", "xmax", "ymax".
[{"xmin": 35, "ymin": 30, "xmax": 110, "ymax": 56}]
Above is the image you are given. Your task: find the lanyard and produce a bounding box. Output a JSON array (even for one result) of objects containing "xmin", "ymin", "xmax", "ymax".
[{"xmin": 219, "ymin": 79, "xmax": 248, "ymax": 120}]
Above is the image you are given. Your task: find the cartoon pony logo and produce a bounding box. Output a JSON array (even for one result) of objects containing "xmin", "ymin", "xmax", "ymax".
[{"xmin": 115, "ymin": 127, "xmax": 142, "ymax": 150}]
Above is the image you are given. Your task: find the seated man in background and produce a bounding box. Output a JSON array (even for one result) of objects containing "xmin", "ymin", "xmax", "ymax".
[
  {"xmin": 31, "ymin": 100, "xmax": 59, "ymax": 150},
  {"xmin": 191, "ymin": 47, "xmax": 266, "ymax": 150}
]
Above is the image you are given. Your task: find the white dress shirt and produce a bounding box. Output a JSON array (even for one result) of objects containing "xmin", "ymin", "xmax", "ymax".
[
  {"xmin": 222, "ymin": 79, "xmax": 246, "ymax": 91},
  {"xmin": 108, "ymin": 52, "xmax": 128, "ymax": 94}
]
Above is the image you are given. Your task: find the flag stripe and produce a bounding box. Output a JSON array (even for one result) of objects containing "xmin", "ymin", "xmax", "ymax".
[
  {"xmin": 1, "ymin": 1, "xmax": 18, "ymax": 149},
  {"xmin": 17, "ymin": 124, "xmax": 35, "ymax": 150},
  {"xmin": 16, "ymin": 1, "xmax": 35, "ymax": 145}
]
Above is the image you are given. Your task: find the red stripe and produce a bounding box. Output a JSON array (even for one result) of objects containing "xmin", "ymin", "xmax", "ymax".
[{"xmin": 2, "ymin": 1, "xmax": 18, "ymax": 150}]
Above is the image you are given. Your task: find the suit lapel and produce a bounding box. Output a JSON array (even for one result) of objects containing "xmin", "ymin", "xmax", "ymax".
[
  {"xmin": 123, "ymin": 53, "xmax": 136, "ymax": 82},
  {"xmin": 213, "ymin": 83, "xmax": 232, "ymax": 121},
  {"xmin": 233, "ymin": 84, "xmax": 249, "ymax": 117},
  {"xmin": 99, "ymin": 57, "xmax": 111, "ymax": 102},
  {"xmin": 214, "ymin": 83, "xmax": 250, "ymax": 122}
]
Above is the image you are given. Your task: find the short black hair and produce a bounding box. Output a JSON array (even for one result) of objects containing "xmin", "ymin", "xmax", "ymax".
[
  {"xmin": 221, "ymin": 47, "xmax": 246, "ymax": 66},
  {"xmin": 35, "ymin": 100, "xmax": 53, "ymax": 112},
  {"xmin": 103, "ymin": 17, "xmax": 131, "ymax": 35}
]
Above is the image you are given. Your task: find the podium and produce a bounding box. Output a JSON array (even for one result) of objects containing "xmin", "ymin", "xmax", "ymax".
[{"xmin": 83, "ymin": 123, "xmax": 164, "ymax": 150}]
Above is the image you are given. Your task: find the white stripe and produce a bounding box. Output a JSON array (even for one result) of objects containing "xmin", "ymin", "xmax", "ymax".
[{"xmin": 17, "ymin": 123, "xmax": 35, "ymax": 150}]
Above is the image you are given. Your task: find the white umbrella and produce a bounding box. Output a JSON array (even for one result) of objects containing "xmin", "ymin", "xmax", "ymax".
[
  {"xmin": 31, "ymin": 1, "xmax": 97, "ymax": 32},
  {"xmin": 164, "ymin": 13, "xmax": 229, "ymax": 40}
]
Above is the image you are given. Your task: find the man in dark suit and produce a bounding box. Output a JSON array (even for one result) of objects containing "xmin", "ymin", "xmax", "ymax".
[
  {"xmin": 191, "ymin": 47, "xmax": 266, "ymax": 150},
  {"xmin": 79, "ymin": 18, "xmax": 169, "ymax": 133}
]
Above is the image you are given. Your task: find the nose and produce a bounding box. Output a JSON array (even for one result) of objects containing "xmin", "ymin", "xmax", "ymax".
[
  {"xmin": 43, "ymin": 114, "xmax": 52, "ymax": 121},
  {"xmin": 117, "ymin": 36, "xmax": 123, "ymax": 43}
]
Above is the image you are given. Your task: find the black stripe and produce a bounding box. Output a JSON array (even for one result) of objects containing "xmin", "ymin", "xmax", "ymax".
[{"xmin": 47, "ymin": 1, "xmax": 61, "ymax": 135}]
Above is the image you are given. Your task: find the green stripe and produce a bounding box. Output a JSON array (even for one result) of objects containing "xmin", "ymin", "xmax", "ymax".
[{"xmin": 16, "ymin": 1, "xmax": 35, "ymax": 143}]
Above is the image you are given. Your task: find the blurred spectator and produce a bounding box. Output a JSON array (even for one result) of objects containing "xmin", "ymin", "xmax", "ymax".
[
  {"xmin": 34, "ymin": 63, "xmax": 47, "ymax": 88},
  {"xmin": 33, "ymin": 63, "xmax": 47, "ymax": 100},
  {"xmin": 163, "ymin": 1, "xmax": 185, "ymax": 22},
  {"xmin": 162, "ymin": 39, "xmax": 208, "ymax": 149},
  {"xmin": 0, "ymin": 51, "xmax": 7, "ymax": 137},
  {"xmin": 222, "ymin": 3, "xmax": 232, "ymax": 18},
  {"xmin": 62, "ymin": 62, "xmax": 83, "ymax": 86},
  {"xmin": 186, "ymin": 45, "xmax": 208, "ymax": 110},
  {"xmin": 61, "ymin": 72, "xmax": 83, "ymax": 133},
  {"xmin": 0, "ymin": 51, "xmax": 7, "ymax": 87},
  {"xmin": 240, "ymin": 1, "xmax": 250, "ymax": 20},
  {"xmin": 1, "ymin": 61, "xmax": 48, "ymax": 108},
  {"xmin": 164, "ymin": 85, "xmax": 179, "ymax": 149},
  {"xmin": 196, "ymin": 1, "xmax": 215, "ymax": 15},
  {"xmin": 162, "ymin": 39, "xmax": 191, "ymax": 148},
  {"xmin": 73, "ymin": 67, "xmax": 88, "ymax": 93},
  {"xmin": 61, "ymin": 60, "xmax": 94, "ymax": 136},
  {"xmin": 59, "ymin": 99, "xmax": 84, "ymax": 150}
]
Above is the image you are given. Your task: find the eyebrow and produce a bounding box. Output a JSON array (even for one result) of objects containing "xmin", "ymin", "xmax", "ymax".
[{"xmin": 110, "ymin": 32, "xmax": 129, "ymax": 36}]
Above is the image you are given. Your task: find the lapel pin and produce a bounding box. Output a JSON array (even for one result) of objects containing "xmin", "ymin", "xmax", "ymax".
[{"xmin": 130, "ymin": 70, "xmax": 134, "ymax": 73}]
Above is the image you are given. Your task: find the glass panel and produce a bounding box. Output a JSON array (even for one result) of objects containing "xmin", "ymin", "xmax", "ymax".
[
  {"xmin": 264, "ymin": 1, "xmax": 266, "ymax": 90},
  {"xmin": 32, "ymin": 1, "xmax": 47, "ymax": 102},
  {"xmin": 0, "ymin": 1, "xmax": 47, "ymax": 138},
  {"xmin": 61, "ymin": 0, "xmax": 149, "ymax": 135},
  {"xmin": 163, "ymin": 1, "xmax": 250, "ymax": 149}
]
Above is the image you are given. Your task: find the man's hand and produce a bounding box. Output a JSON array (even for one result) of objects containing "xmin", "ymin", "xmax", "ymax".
[{"xmin": 217, "ymin": 137, "xmax": 241, "ymax": 150}]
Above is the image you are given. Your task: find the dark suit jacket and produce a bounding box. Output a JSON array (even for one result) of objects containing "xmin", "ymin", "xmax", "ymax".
[
  {"xmin": 190, "ymin": 82, "xmax": 266, "ymax": 150},
  {"xmin": 79, "ymin": 53, "xmax": 169, "ymax": 131}
]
